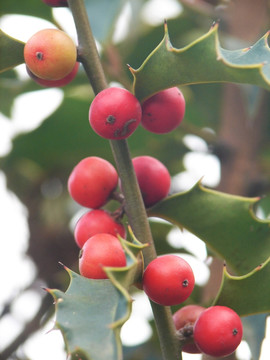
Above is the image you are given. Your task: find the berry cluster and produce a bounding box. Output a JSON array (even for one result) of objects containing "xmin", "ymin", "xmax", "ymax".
[
  {"xmin": 88, "ymin": 86, "xmax": 185, "ymax": 139},
  {"xmin": 67, "ymin": 154, "xmax": 173, "ymax": 281},
  {"xmin": 173, "ymin": 304, "xmax": 243, "ymax": 357},
  {"xmin": 67, "ymin": 82, "xmax": 242, "ymax": 358},
  {"xmin": 31, "ymin": 4, "xmax": 243, "ymax": 357}
]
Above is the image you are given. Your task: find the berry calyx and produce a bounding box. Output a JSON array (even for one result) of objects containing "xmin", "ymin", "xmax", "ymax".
[
  {"xmin": 141, "ymin": 87, "xmax": 185, "ymax": 134},
  {"xmin": 142, "ymin": 255, "xmax": 195, "ymax": 306},
  {"xmin": 74, "ymin": 209, "xmax": 126, "ymax": 248},
  {"xmin": 79, "ymin": 233, "xmax": 127, "ymax": 279},
  {"xmin": 193, "ymin": 306, "xmax": 243, "ymax": 357},
  {"xmin": 26, "ymin": 62, "xmax": 79, "ymax": 87},
  {"xmin": 89, "ymin": 87, "xmax": 142, "ymax": 140},
  {"xmin": 132, "ymin": 156, "xmax": 171, "ymax": 207},
  {"xmin": 173, "ymin": 304, "xmax": 205, "ymax": 354},
  {"xmin": 41, "ymin": 0, "xmax": 68, "ymax": 6},
  {"xmin": 24, "ymin": 29, "xmax": 77, "ymax": 80},
  {"xmin": 68, "ymin": 157, "xmax": 118, "ymax": 209}
]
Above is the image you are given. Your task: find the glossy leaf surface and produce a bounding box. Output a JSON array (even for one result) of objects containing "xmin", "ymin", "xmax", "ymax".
[
  {"xmin": 149, "ymin": 181, "xmax": 270, "ymax": 276},
  {"xmin": 214, "ymin": 258, "xmax": 270, "ymax": 316},
  {"xmin": 0, "ymin": 30, "xmax": 25, "ymax": 73},
  {"xmin": 133, "ymin": 23, "xmax": 270, "ymax": 101}
]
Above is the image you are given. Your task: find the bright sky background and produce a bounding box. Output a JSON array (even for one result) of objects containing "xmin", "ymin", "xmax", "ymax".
[{"xmin": 0, "ymin": 1, "xmax": 269, "ymax": 359}]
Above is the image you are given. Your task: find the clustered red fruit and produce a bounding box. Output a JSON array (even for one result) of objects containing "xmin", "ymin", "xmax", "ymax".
[
  {"xmin": 26, "ymin": 62, "xmax": 79, "ymax": 88},
  {"xmin": 142, "ymin": 255, "xmax": 195, "ymax": 306},
  {"xmin": 173, "ymin": 304, "xmax": 206, "ymax": 354},
  {"xmin": 67, "ymin": 156, "xmax": 126, "ymax": 279},
  {"xmin": 74, "ymin": 209, "xmax": 126, "ymax": 249},
  {"xmin": 68, "ymin": 156, "xmax": 118, "ymax": 209},
  {"xmin": 89, "ymin": 87, "xmax": 142, "ymax": 140},
  {"xmin": 132, "ymin": 155, "xmax": 171, "ymax": 207},
  {"xmin": 193, "ymin": 305, "xmax": 243, "ymax": 357},
  {"xmin": 67, "ymin": 154, "xmax": 173, "ymax": 280},
  {"xmin": 24, "ymin": 29, "xmax": 77, "ymax": 81},
  {"xmin": 79, "ymin": 233, "xmax": 127, "ymax": 279},
  {"xmin": 88, "ymin": 86, "xmax": 185, "ymax": 140},
  {"xmin": 173, "ymin": 305, "xmax": 243, "ymax": 357},
  {"xmin": 141, "ymin": 87, "xmax": 186, "ymax": 134}
]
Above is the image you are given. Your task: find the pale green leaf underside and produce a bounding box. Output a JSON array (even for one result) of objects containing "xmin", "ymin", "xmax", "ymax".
[
  {"xmin": 148, "ymin": 181, "xmax": 270, "ymax": 276},
  {"xmin": 133, "ymin": 23, "xmax": 270, "ymax": 101},
  {"xmin": 50, "ymin": 271, "xmax": 122, "ymax": 360},
  {"xmin": 49, "ymin": 235, "xmax": 145, "ymax": 360}
]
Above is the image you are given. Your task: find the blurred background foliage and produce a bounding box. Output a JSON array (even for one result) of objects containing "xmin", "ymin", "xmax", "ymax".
[{"xmin": 0, "ymin": 0, "xmax": 270, "ymax": 359}]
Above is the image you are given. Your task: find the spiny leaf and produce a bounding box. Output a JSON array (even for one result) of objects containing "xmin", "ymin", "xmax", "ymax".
[
  {"xmin": 0, "ymin": 29, "xmax": 25, "ymax": 73},
  {"xmin": 214, "ymin": 257, "xmax": 270, "ymax": 316},
  {"xmin": 132, "ymin": 22, "xmax": 270, "ymax": 101},
  {"xmin": 148, "ymin": 181, "xmax": 270, "ymax": 276},
  {"xmin": 48, "ymin": 270, "xmax": 122, "ymax": 360},
  {"xmin": 48, "ymin": 233, "xmax": 145, "ymax": 360}
]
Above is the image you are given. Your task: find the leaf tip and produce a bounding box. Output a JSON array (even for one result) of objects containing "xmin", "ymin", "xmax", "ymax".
[
  {"xmin": 211, "ymin": 19, "xmax": 220, "ymax": 30},
  {"xmin": 164, "ymin": 19, "xmax": 168, "ymax": 31},
  {"xmin": 127, "ymin": 63, "xmax": 135, "ymax": 74},
  {"xmin": 264, "ymin": 29, "xmax": 270, "ymax": 44}
]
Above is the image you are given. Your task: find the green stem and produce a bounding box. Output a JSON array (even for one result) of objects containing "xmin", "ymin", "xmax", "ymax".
[
  {"xmin": 109, "ymin": 139, "xmax": 156, "ymax": 264},
  {"xmin": 68, "ymin": 1, "xmax": 182, "ymax": 359},
  {"xmin": 69, "ymin": 0, "xmax": 107, "ymax": 93}
]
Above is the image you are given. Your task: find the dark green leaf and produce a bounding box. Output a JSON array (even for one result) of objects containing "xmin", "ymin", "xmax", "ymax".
[
  {"xmin": 214, "ymin": 258, "xmax": 270, "ymax": 316},
  {"xmin": 133, "ymin": 23, "xmax": 270, "ymax": 101},
  {"xmin": 0, "ymin": 29, "xmax": 25, "ymax": 73},
  {"xmin": 148, "ymin": 181, "xmax": 270, "ymax": 276},
  {"xmin": 0, "ymin": 0, "xmax": 53, "ymax": 20}
]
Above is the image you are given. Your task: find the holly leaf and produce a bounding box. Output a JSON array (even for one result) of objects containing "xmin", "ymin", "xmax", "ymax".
[
  {"xmin": 48, "ymin": 232, "xmax": 146, "ymax": 360},
  {"xmin": 214, "ymin": 258, "xmax": 270, "ymax": 316},
  {"xmin": 0, "ymin": 29, "xmax": 25, "ymax": 73},
  {"xmin": 48, "ymin": 270, "xmax": 123, "ymax": 360},
  {"xmin": 132, "ymin": 22, "xmax": 270, "ymax": 101},
  {"xmin": 0, "ymin": 0, "xmax": 53, "ymax": 21},
  {"xmin": 148, "ymin": 181, "xmax": 270, "ymax": 276}
]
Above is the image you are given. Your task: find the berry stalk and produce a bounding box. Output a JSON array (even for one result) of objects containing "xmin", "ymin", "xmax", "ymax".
[{"xmin": 67, "ymin": 0, "xmax": 182, "ymax": 359}]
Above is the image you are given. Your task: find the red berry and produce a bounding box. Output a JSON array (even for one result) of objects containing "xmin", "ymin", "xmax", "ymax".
[
  {"xmin": 68, "ymin": 157, "xmax": 118, "ymax": 209},
  {"xmin": 41, "ymin": 0, "xmax": 68, "ymax": 6},
  {"xmin": 79, "ymin": 233, "xmax": 127, "ymax": 279},
  {"xmin": 141, "ymin": 87, "xmax": 185, "ymax": 134},
  {"xmin": 74, "ymin": 209, "xmax": 126, "ymax": 248},
  {"xmin": 24, "ymin": 29, "xmax": 77, "ymax": 81},
  {"xmin": 26, "ymin": 62, "xmax": 79, "ymax": 87},
  {"xmin": 132, "ymin": 156, "xmax": 171, "ymax": 207},
  {"xmin": 173, "ymin": 304, "xmax": 205, "ymax": 354},
  {"xmin": 142, "ymin": 255, "xmax": 195, "ymax": 306},
  {"xmin": 89, "ymin": 87, "xmax": 142, "ymax": 140},
  {"xmin": 193, "ymin": 306, "xmax": 243, "ymax": 357}
]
